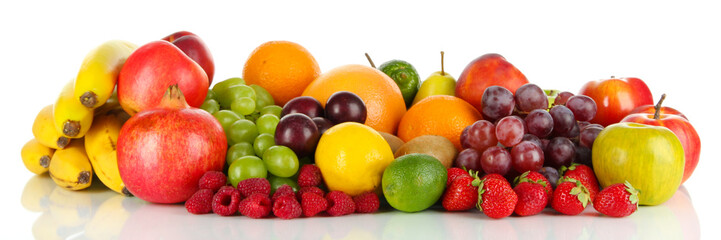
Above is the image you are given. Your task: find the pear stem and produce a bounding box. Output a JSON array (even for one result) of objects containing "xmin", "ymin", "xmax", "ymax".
[
  {"xmin": 365, "ymin": 53, "xmax": 376, "ymax": 68},
  {"xmin": 441, "ymin": 51, "xmax": 445, "ymax": 76},
  {"xmin": 654, "ymin": 93, "xmax": 666, "ymax": 120}
]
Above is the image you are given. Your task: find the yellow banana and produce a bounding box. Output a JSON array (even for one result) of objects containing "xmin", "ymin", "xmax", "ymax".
[
  {"xmin": 49, "ymin": 139, "xmax": 93, "ymax": 190},
  {"xmin": 84, "ymin": 195, "xmax": 131, "ymax": 239},
  {"xmin": 85, "ymin": 108, "xmax": 131, "ymax": 195},
  {"xmin": 54, "ymin": 80, "xmax": 94, "ymax": 138},
  {"xmin": 32, "ymin": 104, "xmax": 70, "ymax": 149},
  {"xmin": 21, "ymin": 138, "xmax": 55, "ymax": 175},
  {"xmin": 74, "ymin": 40, "xmax": 137, "ymax": 109},
  {"xmin": 93, "ymin": 88, "xmax": 120, "ymax": 116}
]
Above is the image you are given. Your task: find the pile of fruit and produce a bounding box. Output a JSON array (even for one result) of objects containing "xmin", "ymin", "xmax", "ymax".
[{"xmin": 21, "ymin": 31, "xmax": 702, "ymax": 220}]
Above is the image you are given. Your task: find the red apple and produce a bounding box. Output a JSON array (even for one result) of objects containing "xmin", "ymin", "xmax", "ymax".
[
  {"xmin": 455, "ymin": 53, "xmax": 529, "ymax": 112},
  {"xmin": 118, "ymin": 40, "xmax": 209, "ymax": 116},
  {"xmin": 630, "ymin": 104, "xmax": 688, "ymax": 120},
  {"xmin": 162, "ymin": 31, "xmax": 215, "ymax": 84},
  {"xmin": 117, "ymin": 85, "xmax": 227, "ymax": 204},
  {"xmin": 621, "ymin": 94, "xmax": 700, "ymax": 184},
  {"xmin": 578, "ymin": 77, "xmax": 653, "ymax": 126}
]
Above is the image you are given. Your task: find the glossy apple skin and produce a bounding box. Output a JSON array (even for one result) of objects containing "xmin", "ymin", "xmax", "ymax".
[
  {"xmin": 630, "ymin": 105, "xmax": 687, "ymax": 120},
  {"xmin": 117, "ymin": 87, "xmax": 227, "ymax": 203},
  {"xmin": 578, "ymin": 77, "xmax": 653, "ymax": 126},
  {"xmin": 163, "ymin": 31, "xmax": 215, "ymax": 85},
  {"xmin": 118, "ymin": 40, "xmax": 209, "ymax": 115},
  {"xmin": 592, "ymin": 122, "xmax": 684, "ymax": 205},
  {"xmin": 455, "ymin": 53, "xmax": 529, "ymax": 112},
  {"xmin": 622, "ymin": 113, "xmax": 700, "ymax": 184}
]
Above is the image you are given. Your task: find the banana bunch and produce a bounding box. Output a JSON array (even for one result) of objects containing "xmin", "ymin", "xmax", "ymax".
[{"xmin": 23, "ymin": 40, "xmax": 136, "ymax": 195}]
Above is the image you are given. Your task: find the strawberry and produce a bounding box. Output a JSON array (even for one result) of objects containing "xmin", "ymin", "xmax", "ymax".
[
  {"xmin": 442, "ymin": 177, "xmax": 479, "ymax": 211},
  {"xmin": 552, "ymin": 178, "xmax": 590, "ymax": 215},
  {"xmin": 514, "ymin": 171, "xmax": 553, "ymax": 206},
  {"xmin": 560, "ymin": 163, "xmax": 599, "ymax": 201},
  {"xmin": 477, "ymin": 178, "xmax": 517, "ymax": 219},
  {"xmin": 480, "ymin": 173, "xmax": 509, "ymax": 186},
  {"xmin": 447, "ymin": 167, "xmax": 471, "ymax": 187},
  {"xmin": 593, "ymin": 181, "xmax": 639, "ymax": 217},
  {"xmin": 513, "ymin": 182, "xmax": 548, "ymax": 216}
]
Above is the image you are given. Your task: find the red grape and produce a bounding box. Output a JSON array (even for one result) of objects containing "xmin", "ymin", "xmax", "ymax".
[
  {"xmin": 549, "ymin": 105, "xmax": 575, "ymax": 135},
  {"xmin": 275, "ymin": 113, "xmax": 320, "ymax": 158},
  {"xmin": 511, "ymin": 141, "xmax": 544, "ymax": 173},
  {"xmin": 495, "ymin": 116, "xmax": 525, "ymax": 147},
  {"xmin": 481, "ymin": 86, "xmax": 515, "ymax": 122},
  {"xmin": 281, "ymin": 96, "xmax": 324, "ymax": 118},
  {"xmin": 312, "ymin": 117, "xmax": 333, "ymax": 135},
  {"xmin": 515, "ymin": 83, "xmax": 548, "ymax": 112},
  {"xmin": 455, "ymin": 148, "xmax": 482, "ymax": 172},
  {"xmin": 553, "ymin": 91, "xmax": 574, "ymax": 106},
  {"xmin": 522, "ymin": 134, "xmax": 542, "ymax": 149},
  {"xmin": 325, "ymin": 91, "xmax": 367, "ymax": 124},
  {"xmin": 460, "ymin": 120, "xmax": 498, "ymax": 152},
  {"xmin": 538, "ymin": 167, "xmax": 560, "ymax": 189},
  {"xmin": 574, "ymin": 145, "xmax": 592, "ymax": 167},
  {"xmin": 481, "ymin": 146, "xmax": 512, "ymax": 176},
  {"xmin": 579, "ymin": 126, "xmax": 603, "ymax": 148},
  {"xmin": 525, "ymin": 109, "xmax": 553, "ymax": 138},
  {"xmin": 545, "ymin": 137, "xmax": 575, "ymax": 168},
  {"xmin": 566, "ymin": 95, "xmax": 597, "ymax": 121}
]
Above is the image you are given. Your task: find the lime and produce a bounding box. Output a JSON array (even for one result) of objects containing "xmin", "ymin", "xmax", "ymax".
[
  {"xmin": 378, "ymin": 60, "xmax": 420, "ymax": 108},
  {"xmin": 382, "ymin": 153, "xmax": 447, "ymax": 212}
]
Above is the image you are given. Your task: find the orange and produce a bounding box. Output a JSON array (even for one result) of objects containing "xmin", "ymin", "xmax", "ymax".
[
  {"xmin": 242, "ymin": 41, "xmax": 321, "ymax": 106},
  {"xmin": 397, "ymin": 95, "xmax": 482, "ymax": 151},
  {"xmin": 302, "ymin": 64, "xmax": 406, "ymax": 134}
]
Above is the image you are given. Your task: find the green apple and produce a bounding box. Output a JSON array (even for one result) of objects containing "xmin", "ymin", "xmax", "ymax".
[
  {"xmin": 592, "ymin": 122, "xmax": 684, "ymax": 206},
  {"xmin": 412, "ymin": 52, "xmax": 456, "ymax": 105}
]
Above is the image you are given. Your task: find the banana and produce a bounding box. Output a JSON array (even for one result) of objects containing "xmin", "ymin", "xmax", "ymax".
[
  {"xmin": 54, "ymin": 80, "xmax": 94, "ymax": 138},
  {"xmin": 21, "ymin": 138, "xmax": 55, "ymax": 175},
  {"xmin": 74, "ymin": 40, "xmax": 137, "ymax": 109},
  {"xmin": 32, "ymin": 104, "xmax": 70, "ymax": 149},
  {"xmin": 49, "ymin": 139, "xmax": 93, "ymax": 190},
  {"xmin": 85, "ymin": 108, "xmax": 132, "ymax": 195},
  {"xmin": 93, "ymin": 88, "xmax": 121, "ymax": 116}
]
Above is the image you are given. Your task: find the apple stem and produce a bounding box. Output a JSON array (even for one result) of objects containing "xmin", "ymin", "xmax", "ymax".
[
  {"xmin": 654, "ymin": 93, "xmax": 667, "ymax": 120},
  {"xmin": 364, "ymin": 53, "xmax": 376, "ymax": 68},
  {"xmin": 441, "ymin": 51, "xmax": 445, "ymax": 76}
]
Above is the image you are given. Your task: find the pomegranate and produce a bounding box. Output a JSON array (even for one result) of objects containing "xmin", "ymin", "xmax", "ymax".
[{"xmin": 117, "ymin": 85, "xmax": 227, "ymax": 203}]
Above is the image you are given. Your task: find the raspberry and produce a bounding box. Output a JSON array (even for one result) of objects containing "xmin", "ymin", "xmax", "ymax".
[
  {"xmin": 272, "ymin": 195, "xmax": 302, "ymax": 219},
  {"xmin": 238, "ymin": 193, "xmax": 272, "ymax": 218},
  {"xmin": 447, "ymin": 167, "xmax": 471, "ymax": 187},
  {"xmin": 297, "ymin": 186, "xmax": 325, "ymax": 198},
  {"xmin": 237, "ymin": 178, "xmax": 271, "ymax": 198},
  {"xmin": 185, "ymin": 189, "xmax": 214, "ymax": 214},
  {"xmin": 272, "ymin": 185, "xmax": 296, "ymax": 201},
  {"xmin": 297, "ymin": 164, "xmax": 323, "ymax": 187},
  {"xmin": 326, "ymin": 191, "xmax": 355, "ymax": 216},
  {"xmin": 353, "ymin": 191, "xmax": 379, "ymax": 213},
  {"xmin": 198, "ymin": 171, "xmax": 227, "ymax": 192},
  {"xmin": 300, "ymin": 192, "xmax": 328, "ymax": 217},
  {"xmin": 212, "ymin": 186, "xmax": 240, "ymax": 216}
]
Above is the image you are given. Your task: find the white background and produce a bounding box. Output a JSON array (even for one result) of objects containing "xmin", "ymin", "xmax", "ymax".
[{"xmin": 1, "ymin": 0, "xmax": 719, "ymax": 239}]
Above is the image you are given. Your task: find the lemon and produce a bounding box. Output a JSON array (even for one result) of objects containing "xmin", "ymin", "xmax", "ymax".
[
  {"xmin": 382, "ymin": 153, "xmax": 447, "ymax": 212},
  {"xmin": 315, "ymin": 122, "xmax": 394, "ymax": 196}
]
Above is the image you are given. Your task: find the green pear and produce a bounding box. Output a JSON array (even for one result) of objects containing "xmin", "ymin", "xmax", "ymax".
[{"xmin": 412, "ymin": 52, "xmax": 456, "ymax": 105}]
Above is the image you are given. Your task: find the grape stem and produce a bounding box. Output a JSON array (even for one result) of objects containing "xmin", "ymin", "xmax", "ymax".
[
  {"xmin": 654, "ymin": 93, "xmax": 667, "ymax": 120},
  {"xmin": 365, "ymin": 53, "xmax": 376, "ymax": 68}
]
